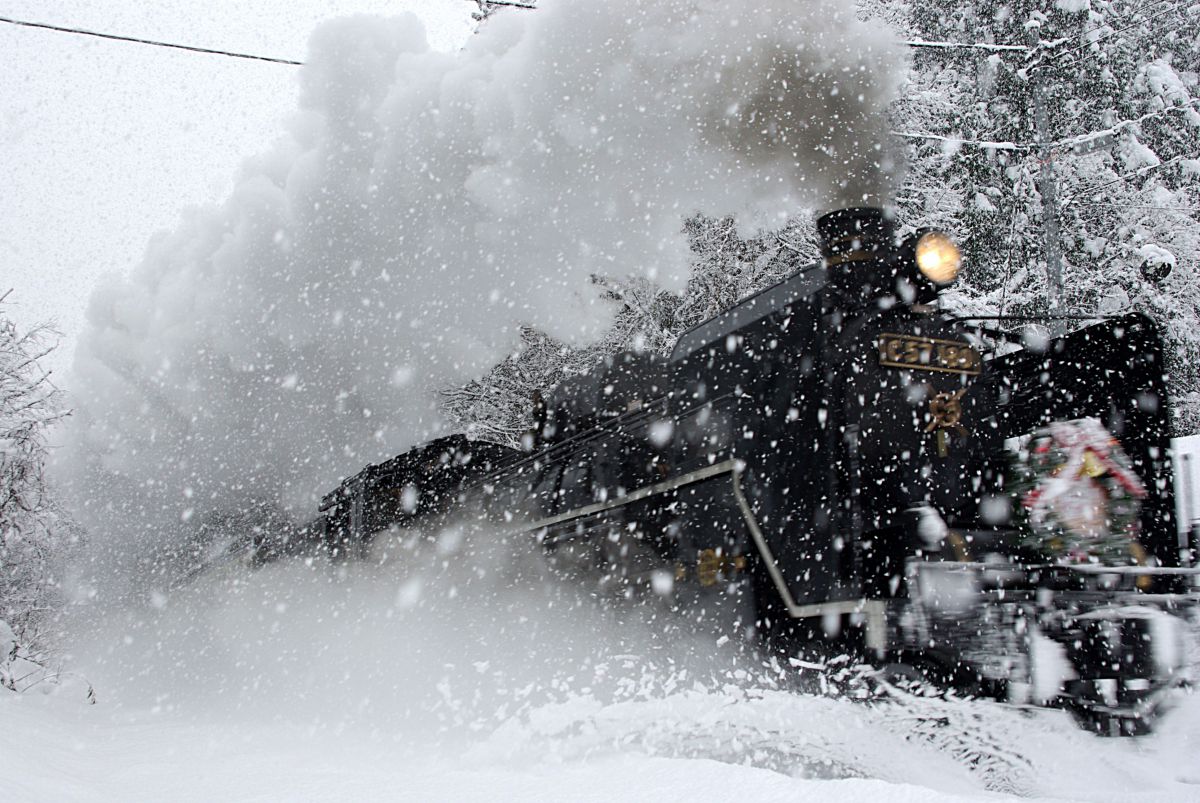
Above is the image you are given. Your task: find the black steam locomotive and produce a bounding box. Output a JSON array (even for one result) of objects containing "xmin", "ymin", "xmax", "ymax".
[{"xmin": 308, "ymin": 208, "xmax": 1197, "ymax": 735}]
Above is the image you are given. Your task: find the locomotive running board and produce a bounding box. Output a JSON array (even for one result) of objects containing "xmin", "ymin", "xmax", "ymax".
[{"xmin": 522, "ymin": 458, "xmax": 886, "ymax": 651}]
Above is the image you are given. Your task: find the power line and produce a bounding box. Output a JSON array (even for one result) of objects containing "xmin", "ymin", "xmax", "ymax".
[
  {"xmin": 1042, "ymin": 3, "xmax": 1174, "ymax": 66},
  {"xmin": 1061, "ymin": 153, "xmax": 1197, "ymax": 206},
  {"xmin": 1069, "ymin": 0, "xmax": 1181, "ymax": 47},
  {"xmin": 1052, "ymin": 18, "xmax": 1194, "ymax": 77},
  {"xmin": 1032, "ymin": 0, "xmax": 1190, "ymax": 72},
  {"xmin": 892, "ymin": 130, "xmax": 1032, "ymax": 150},
  {"xmin": 898, "ymin": 78, "xmax": 1198, "ymax": 157},
  {"xmin": 900, "ymin": 1, "xmax": 1189, "ymax": 76},
  {"xmin": 1074, "ymin": 203, "xmax": 1199, "ymax": 212},
  {"xmin": 0, "ymin": 15, "xmax": 302, "ymax": 65},
  {"xmin": 1054, "ymin": 97, "xmax": 1200, "ymax": 154},
  {"xmin": 467, "ymin": 0, "xmax": 536, "ymax": 13},
  {"xmin": 904, "ymin": 39, "xmax": 1027, "ymax": 52}
]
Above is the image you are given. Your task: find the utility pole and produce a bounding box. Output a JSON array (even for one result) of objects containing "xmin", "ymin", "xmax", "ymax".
[{"xmin": 1031, "ymin": 66, "xmax": 1066, "ymax": 337}]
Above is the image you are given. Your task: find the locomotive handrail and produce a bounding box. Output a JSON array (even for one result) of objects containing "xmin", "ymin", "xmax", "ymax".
[
  {"xmin": 949, "ymin": 314, "xmax": 1125, "ymax": 322},
  {"xmin": 523, "ymin": 458, "xmax": 740, "ymax": 532},
  {"xmin": 463, "ymin": 384, "xmax": 749, "ymax": 504},
  {"xmin": 911, "ymin": 560, "xmax": 1200, "ymax": 574},
  {"xmin": 943, "ymin": 314, "xmax": 1130, "ymax": 345},
  {"xmin": 1056, "ymin": 565, "xmax": 1200, "ymax": 575}
]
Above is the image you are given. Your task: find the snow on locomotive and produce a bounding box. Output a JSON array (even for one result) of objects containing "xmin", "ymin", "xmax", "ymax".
[{"xmin": 313, "ymin": 207, "xmax": 1198, "ymax": 735}]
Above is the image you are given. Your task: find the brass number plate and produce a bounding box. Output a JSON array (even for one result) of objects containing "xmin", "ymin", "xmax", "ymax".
[{"xmin": 878, "ymin": 333, "xmax": 982, "ymax": 376}]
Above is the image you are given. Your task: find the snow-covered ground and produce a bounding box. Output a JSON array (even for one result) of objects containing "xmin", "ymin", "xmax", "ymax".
[
  {"xmin": 0, "ymin": 693, "xmax": 1015, "ymax": 802},
  {"xmin": 4, "ymin": 663, "xmax": 1199, "ymax": 802},
  {"xmin": 4, "ymin": 556, "xmax": 1199, "ymax": 802}
]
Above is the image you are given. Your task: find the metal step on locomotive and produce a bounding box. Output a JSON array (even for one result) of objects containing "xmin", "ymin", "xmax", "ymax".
[{"xmin": 300, "ymin": 207, "xmax": 1199, "ymax": 735}]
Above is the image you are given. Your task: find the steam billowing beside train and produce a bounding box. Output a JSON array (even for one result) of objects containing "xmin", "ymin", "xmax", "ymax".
[{"xmin": 301, "ymin": 207, "xmax": 1197, "ymax": 735}]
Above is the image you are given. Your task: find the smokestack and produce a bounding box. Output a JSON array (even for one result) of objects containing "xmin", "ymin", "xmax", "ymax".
[
  {"xmin": 817, "ymin": 207, "xmax": 898, "ymax": 303},
  {"xmin": 816, "ymin": 207, "xmax": 893, "ymax": 265}
]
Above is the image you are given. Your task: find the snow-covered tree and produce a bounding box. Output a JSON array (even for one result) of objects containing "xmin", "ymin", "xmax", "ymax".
[
  {"xmin": 872, "ymin": 0, "xmax": 1200, "ymax": 430},
  {"xmin": 442, "ymin": 325, "xmax": 597, "ymax": 447},
  {"xmin": 441, "ymin": 214, "xmax": 820, "ymax": 446},
  {"xmin": 1, "ymin": 297, "xmax": 70, "ymax": 647}
]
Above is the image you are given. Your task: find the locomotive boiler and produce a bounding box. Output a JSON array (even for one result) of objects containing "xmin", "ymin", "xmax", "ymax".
[{"xmin": 311, "ymin": 207, "xmax": 1198, "ymax": 735}]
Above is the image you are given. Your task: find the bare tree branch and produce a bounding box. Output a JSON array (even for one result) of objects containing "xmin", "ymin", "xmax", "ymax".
[{"xmin": 0, "ymin": 297, "xmax": 75, "ymax": 664}]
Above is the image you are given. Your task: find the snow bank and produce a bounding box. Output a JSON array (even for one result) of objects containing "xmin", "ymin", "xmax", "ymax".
[
  {"xmin": 10, "ymin": 573, "xmax": 1200, "ymax": 801},
  {"xmin": 0, "ymin": 691, "xmax": 1016, "ymax": 803},
  {"xmin": 39, "ymin": 526, "xmax": 1200, "ymax": 801},
  {"xmin": 59, "ymin": 0, "xmax": 902, "ymax": 594}
]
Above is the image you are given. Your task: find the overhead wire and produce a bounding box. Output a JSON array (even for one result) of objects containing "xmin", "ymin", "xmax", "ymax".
[
  {"xmin": 902, "ymin": 0, "xmax": 1185, "ymax": 71},
  {"xmin": 1073, "ymin": 203, "xmax": 1199, "ymax": 212},
  {"xmin": 1032, "ymin": 0, "xmax": 1190, "ymax": 73},
  {"xmin": 0, "ymin": 14, "xmax": 302, "ymax": 65},
  {"xmin": 1042, "ymin": 0, "xmax": 1182, "ymax": 63},
  {"xmin": 1055, "ymin": 96, "xmax": 1200, "ymax": 153},
  {"xmin": 1060, "ymin": 153, "xmax": 1198, "ymax": 207},
  {"xmin": 1068, "ymin": 0, "xmax": 1181, "ymax": 45},
  {"xmin": 904, "ymin": 39, "xmax": 1027, "ymax": 52},
  {"xmin": 1052, "ymin": 20, "xmax": 1193, "ymax": 77},
  {"xmin": 470, "ymin": 0, "xmax": 536, "ymax": 8},
  {"xmin": 897, "ymin": 14, "xmax": 1199, "ymax": 157}
]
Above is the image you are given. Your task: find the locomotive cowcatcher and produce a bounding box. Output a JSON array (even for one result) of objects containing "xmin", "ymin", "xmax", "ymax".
[{"xmin": 308, "ymin": 207, "xmax": 1198, "ymax": 735}]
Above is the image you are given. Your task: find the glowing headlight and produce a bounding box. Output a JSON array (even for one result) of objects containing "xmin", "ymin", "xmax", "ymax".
[{"xmin": 915, "ymin": 231, "xmax": 962, "ymax": 285}]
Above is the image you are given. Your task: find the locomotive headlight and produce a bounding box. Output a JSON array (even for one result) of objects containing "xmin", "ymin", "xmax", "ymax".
[{"xmin": 915, "ymin": 231, "xmax": 962, "ymax": 285}]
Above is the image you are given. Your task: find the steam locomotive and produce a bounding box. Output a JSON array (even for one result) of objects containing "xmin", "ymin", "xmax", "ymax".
[{"xmin": 305, "ymin": 207, "xmax": 1197, "ymax": 735}]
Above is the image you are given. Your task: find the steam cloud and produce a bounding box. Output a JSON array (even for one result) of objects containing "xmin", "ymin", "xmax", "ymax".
[
  {"xmin": 61, "ymin": 0, "xmax": 902, "ymax": 589},
  {"xmin": 60, "ymin": 527, "xmax": 752, "ymax": 735}
]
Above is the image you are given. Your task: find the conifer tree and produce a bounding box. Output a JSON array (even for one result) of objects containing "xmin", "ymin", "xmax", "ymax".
[{"xmin": 874, "ymin": 0, "xmax": 1200, "ymax": 429}]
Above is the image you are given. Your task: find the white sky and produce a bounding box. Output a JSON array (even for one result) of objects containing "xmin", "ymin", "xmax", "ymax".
[{"xmin": 0, "ymin": 0, "xmax": 475, "ymax": 372}]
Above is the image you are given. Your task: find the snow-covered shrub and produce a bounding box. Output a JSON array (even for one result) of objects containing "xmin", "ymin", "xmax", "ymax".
[{"xmin": 0, "ymin": 618, "xmax": 47, "ymax": 693}]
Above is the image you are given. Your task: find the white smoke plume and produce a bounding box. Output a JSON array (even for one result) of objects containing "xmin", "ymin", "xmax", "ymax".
[{"xmin": 61, "ymin": 0, "xmax": 902, "ymax": 590}]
